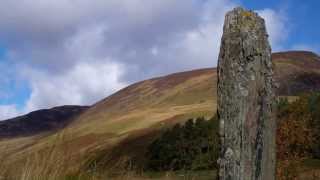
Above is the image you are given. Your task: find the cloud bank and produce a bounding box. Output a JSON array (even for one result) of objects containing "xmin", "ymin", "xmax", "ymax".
[{"xmin": 0, "ymin": 0, "xmax": 289, "ymax": 120}]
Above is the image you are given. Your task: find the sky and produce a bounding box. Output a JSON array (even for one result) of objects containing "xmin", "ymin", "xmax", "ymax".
[{"xmin": 0, "ymin": 0, "xmax": 319, "ymax": 120}]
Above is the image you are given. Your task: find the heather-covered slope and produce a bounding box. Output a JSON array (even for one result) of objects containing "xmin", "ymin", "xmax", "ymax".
[
  {"xmin": 273, "ymin": 51, "xmax": 320, "ymax": 95},
  {"xmin": 0, "ymin": 51, "xmax": 319, "ymax": 174}
]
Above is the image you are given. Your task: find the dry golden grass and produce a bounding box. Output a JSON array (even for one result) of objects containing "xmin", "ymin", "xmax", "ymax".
[
  {"xmin": 0, "ymin": 138, "xmax": 206, "ymax": 180},
  {"xmin": 0, "ymin": 132, "xmax": 105, "ymax": 180},
  {"xmin": 0, "ymin": 134, "xmax": 67, "ymax": 179}
]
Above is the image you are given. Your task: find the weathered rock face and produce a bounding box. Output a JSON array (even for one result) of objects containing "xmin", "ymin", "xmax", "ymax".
[{"xmin": 217, "ymin": 7, "xmax": 276, "ymax": 180}]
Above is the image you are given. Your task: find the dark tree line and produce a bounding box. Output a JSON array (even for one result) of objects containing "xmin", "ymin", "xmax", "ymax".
[
  {"xmin": 146, "ymin": 116, "xmax": 219, "ymax": 171},
  {"xmin": 307, "ymin": 92, "xmax": 320, "ymax": 158},
  {"xmin": 146, "ymin": 92, "xmax": 320, "ymax": 176}
]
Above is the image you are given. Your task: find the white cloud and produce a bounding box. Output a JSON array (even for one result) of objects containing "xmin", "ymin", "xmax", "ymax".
[
  {"xmin": 257, "ymin": 8, "xmax": 289, "ymax": 51},
  {"xmin": 169, "ymin": 5, "xmax": 230, "ymax": 67},
  {"xmin": 24, "ymin": 61, "xmax": 126, "ymax": 111},
  {"xmin": 0, "ymin": 105, "xmax": 20, "ymax": 120},
  {"xmin": 0, "ymin": 0, "xmax": 291, "ymax": 116}
]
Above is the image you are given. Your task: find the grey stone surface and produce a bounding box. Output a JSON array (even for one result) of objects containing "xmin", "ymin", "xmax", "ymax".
[{"xmin": 217, "ymin": 7, "xmax": 276, "ymax": 180}]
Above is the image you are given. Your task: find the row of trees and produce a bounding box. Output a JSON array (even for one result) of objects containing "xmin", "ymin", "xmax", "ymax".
[
  {"xmin": 146, "ymin": 92, "xmax": 320, "ymax": 179},
  {"xmin": 146, "ymin": 116, "xmax": 219, "ymax": 171}
]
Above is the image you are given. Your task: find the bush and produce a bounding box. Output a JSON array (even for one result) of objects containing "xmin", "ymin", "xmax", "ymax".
[{"xmin": 276, "ymin": 92, "xmax": 320, "ymax": 179}]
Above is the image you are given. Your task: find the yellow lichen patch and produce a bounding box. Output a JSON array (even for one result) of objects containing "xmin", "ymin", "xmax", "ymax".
[
  {"xmin": 236, "ymin": 11, "xmax": 257, "ymax": 30},
  {"xmin": 241, "ymin": 11, "xmax": 254, "ymax": 18}
]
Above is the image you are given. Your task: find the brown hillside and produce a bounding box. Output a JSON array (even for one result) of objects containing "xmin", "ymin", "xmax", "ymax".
[
  {"xmin": 272, "ymin": 51, "xmax": 320, "ymax": 95},
  {"xmin": 0, "ymin": 51, "xmax": 319, "ymax": 171}
]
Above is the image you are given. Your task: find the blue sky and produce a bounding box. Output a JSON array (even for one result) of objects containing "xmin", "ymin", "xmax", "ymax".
[
  {"xmin": 0, "ymin": 0, "xmax": 319, "ymax": 120},
  {"xmin": 241, "ymin": 0, "xmax": 320, "ymax": 52},
  {"xmin": 0, "ymin": 46, "xmax": 30, "ymax": 109}
]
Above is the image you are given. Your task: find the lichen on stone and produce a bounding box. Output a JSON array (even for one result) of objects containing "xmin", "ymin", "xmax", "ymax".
[
  {"xmin": 241, "ymin": 11, "xmax": 254, "ymax": 17},
  {"xmin": 217, "ymin": 6, "xmax": 276, "ymax": 180}
]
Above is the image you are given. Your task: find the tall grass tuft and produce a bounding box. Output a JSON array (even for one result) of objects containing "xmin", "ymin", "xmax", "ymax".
[
  {"xmin": 0, "ymin": 132, "xmax": 87, "ymax": 180},
  {"xmin": 0, "ymin": 132, "xmax": 138, "ymax": 180},
  {"xmin": 20, "ymin": 134, "xmax": 71, "ymax": 180}
]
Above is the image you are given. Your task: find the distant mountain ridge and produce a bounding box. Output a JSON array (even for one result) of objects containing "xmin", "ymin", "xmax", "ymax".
[{"xmin": 0, "ymin": 105, "xmax": 89, "ymax": 138}]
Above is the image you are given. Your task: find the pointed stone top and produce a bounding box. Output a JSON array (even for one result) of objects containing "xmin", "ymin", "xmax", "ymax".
[
  {"xmin": 224, "ymin": 7, "xmax": 267, "ymax": 36},
  {"xmin": 227, "ymin": 6, "xmax": 259, "ymax": 19}
]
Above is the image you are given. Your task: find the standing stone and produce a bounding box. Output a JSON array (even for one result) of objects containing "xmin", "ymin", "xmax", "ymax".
[{"xmin": 217, "ymin": 7, "xmax": 276, "ymax": 180}]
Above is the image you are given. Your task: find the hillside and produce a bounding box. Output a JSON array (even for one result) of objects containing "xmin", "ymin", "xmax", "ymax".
[
  {"xmin": 0, "ymin": 105, "xmax": 89, "ymax": 138},
  {"xmin": 273, "ymin": 51, "xmax": 320, "ymax": 95},
  {"xmin": 0, "ymin": 51, "xmax": 320, "ymax": 175}
]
